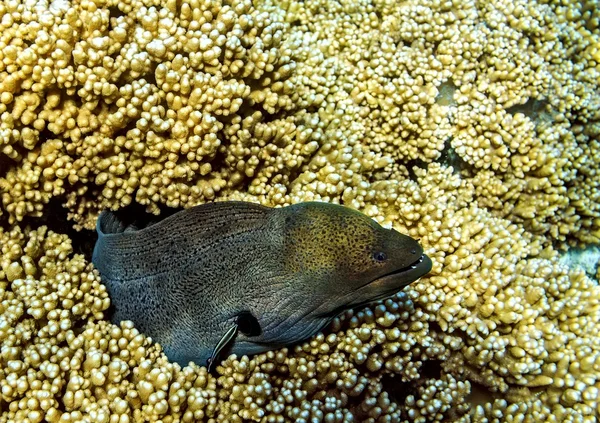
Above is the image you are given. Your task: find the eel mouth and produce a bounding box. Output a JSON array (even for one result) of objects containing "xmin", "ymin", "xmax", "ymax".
[
  {"xmin": 351, "ymin": 254, "xmax": 433, "ymax": 306},
  {"xmin": 378, "ymin": 254, "xmax": 432, "ymax": 282},
  {"xmin": 317, "ymin": 254, "xmax": 433, "ymax": 318}
]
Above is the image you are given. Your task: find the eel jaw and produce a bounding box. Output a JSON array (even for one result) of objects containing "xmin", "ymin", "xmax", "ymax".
[
  {"xmin": 378, "ymin": 254, "xmax": 432, "ymax": 284},
  {"xmin": 350, "ymin": 254, "xmax": 433, "ymax": 307},
  {"xmin": 316, "ymin": 254, "xmax": 433, "ymax": 318}
]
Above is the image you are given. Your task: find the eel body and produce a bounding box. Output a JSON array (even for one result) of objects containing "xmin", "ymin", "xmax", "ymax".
[{"xmin": 92, "ymin": 201, "xmax": 432, "ymax": 366}]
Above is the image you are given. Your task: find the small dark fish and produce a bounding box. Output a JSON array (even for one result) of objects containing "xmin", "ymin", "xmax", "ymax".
[{"xmin": 92, "ymin": 201, "xmax": 432, "ymax": 367}]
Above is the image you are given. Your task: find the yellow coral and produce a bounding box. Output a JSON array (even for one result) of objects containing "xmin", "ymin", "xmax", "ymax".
[
  {"xmin": 0, "ymin": 0, "xmax": 301, "ymax": 225},
  {"xmin": 1, "ymin": 0, "xmax": 600, "ymax": 421},
  {"xmin": 1, "ymin": 0, "xmax": 598, "ymax": 243},
  {"xmin": 2, "ymin": 164, "xmax": 600, "ymax": 422}
]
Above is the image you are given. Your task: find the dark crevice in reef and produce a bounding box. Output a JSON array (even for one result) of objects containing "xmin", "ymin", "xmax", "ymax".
[
  {"xmin": 102, "ymin": 300, "xmax": 118, "ymax": 323},
  {"xmin": 428, "ymin": 320, "xmax": 443, "ymax": 334},
  {"xmin": 381, "ymin": 360, "xmax": 442, "ymax": 405},
  {"xmin": 0, "ymin": 214, "xmax": 8, "ymax": 231},
  {"xmin": 404, "ymin": 158, "xmax": 428, "ymax": 181},
  {"xmin": 71, "ymin": 314, "xmax": 90, "ymax": 335},
  {"xmin": 0, "ymin": 154, "xmax": 14, "ymax": 179},
  {"xmin": 108, "ymin": 201, "xmax": 183, "ymax": 232},
  {"xmin": 421, "ymin": 359, "xmax": 443, "ymax": 379},
  {"xmin": 144, "ymin": 64, "xmax": 158, "ymax": 87},
  {"xmin": 435, "ymin": 80, "xmax": 458, "ymax": 107},
  {"xmin": 435, "ymin": 137, "xmax": 470, "ymax": 174},
  {"xmin": 381, "ymin": 374, "xmax": 416, "ymax": 406},
  {"xmin": 37, "ymin": 126, "xmax": 58, "ymax": 143},
  {"xmin": 108, "ymin": 5, "xmax": 125, "ymax": 20},
  {"xmin": 56, "ymin": 375, "xmax": 68, "ymax": 413},
  {"xmin": 16, "ymin": 198, "xmax": 183, "ymax": 264},
  {"xmin": 301, "ymin": 104, "xmax": 321, "ymax": 115},
  {"xmin": 237, "ymin": 100, "xmax": 280, "ymax": 125},
  {"xmin": 288, "ymin": 17, "xmax": 303, "ymax": 27},
  {"xmin": 18, "ymin": 198, "xmax": 97, "ymax": 262},
  {"xmin": 466, "ymin": 380, "xmax": 501, "ymax": 406},
  {"xmin": 505, "ymin": 97, "xmax": 551, "ymax": 121}
]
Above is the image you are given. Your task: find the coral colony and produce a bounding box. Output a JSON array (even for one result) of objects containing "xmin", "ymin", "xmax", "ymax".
[{"xmin": 0, "ymin": 0, "xmax": 599, "ymax": 422}]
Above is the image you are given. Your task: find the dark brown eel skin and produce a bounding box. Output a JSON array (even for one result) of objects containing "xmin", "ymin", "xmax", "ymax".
[{"xmin": 92, "ymin": 201, "xmax": 432, "ymax": 367}]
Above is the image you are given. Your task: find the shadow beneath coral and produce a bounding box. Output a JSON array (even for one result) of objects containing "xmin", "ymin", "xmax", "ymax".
[
  {"xmin": 15, "ymin": 198, "xmax": 186, "ymax": 264},
  {"xmin": 381, "ymin": 373, "xmax": 415, "ymax": 405},
  {"xmin": 17, "ymin": 198, "xmax": 98, "ymax": 261}
]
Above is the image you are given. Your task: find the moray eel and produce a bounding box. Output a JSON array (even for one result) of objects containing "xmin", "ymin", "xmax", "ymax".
[{"xmin": 92, "ymin": 201, "xmax": 432, "ymax": 367}]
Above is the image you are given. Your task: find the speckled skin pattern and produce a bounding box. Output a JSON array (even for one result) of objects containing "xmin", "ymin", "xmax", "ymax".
[{"xmin": 92, "ymin": 201, "xmax": 432, "ymax": 366}]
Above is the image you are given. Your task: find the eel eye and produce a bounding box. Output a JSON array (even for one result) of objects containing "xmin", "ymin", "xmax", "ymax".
[{"xmin": 374, "ymin": 251, "xmax": 387, "ymax": 262}]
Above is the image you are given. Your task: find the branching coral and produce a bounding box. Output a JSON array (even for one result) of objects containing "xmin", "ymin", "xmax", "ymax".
[
  {"xmin": 0, "ymin": 0, "xmax": 599, "ymax": 421},
  {"xmin": 432, "ymin": 0, "xmax": 600, "ymax": 245},
  {"xmin": 230, "ymin": 0, "xmax": 600, "ymax": 245},
  {"xmin": 0, "ymin": 225, "xmax": 110, "ymax": 422},
  {"xmin": 2, "ymin": 0, "xmax": 599, "ymax": 243},
  {"xmin": 1, "ymin": 165, "xmax": 599, "ymax": 422},
  {"xmin": 0, "ymin": 0, "xmax": 308, "ymax": 227},
  {"xmin": 405, "ymin": 165, "xmax": 600, "ymax": 421}
]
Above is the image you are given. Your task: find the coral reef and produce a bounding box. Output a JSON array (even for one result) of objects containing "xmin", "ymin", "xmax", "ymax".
[
  {"xmin": 2, "ymin": 0, "xmax": 598, "ymax": 244},
  {"xmin": 0, "ymin": 0, "xmax": 599, "ymax": 421},
  {"xmin": 0, "ymin": 0, "xmax": 301, "ymax": 227},
  {"xmin": 2, "ymin": 165, "xmax": 599, "ymax": 422}
]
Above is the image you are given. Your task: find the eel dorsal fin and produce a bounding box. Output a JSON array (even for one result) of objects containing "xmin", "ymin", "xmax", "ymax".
[{"xmin": 92, "ymin": 201, "xmax": 272, "ymax": 283}]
